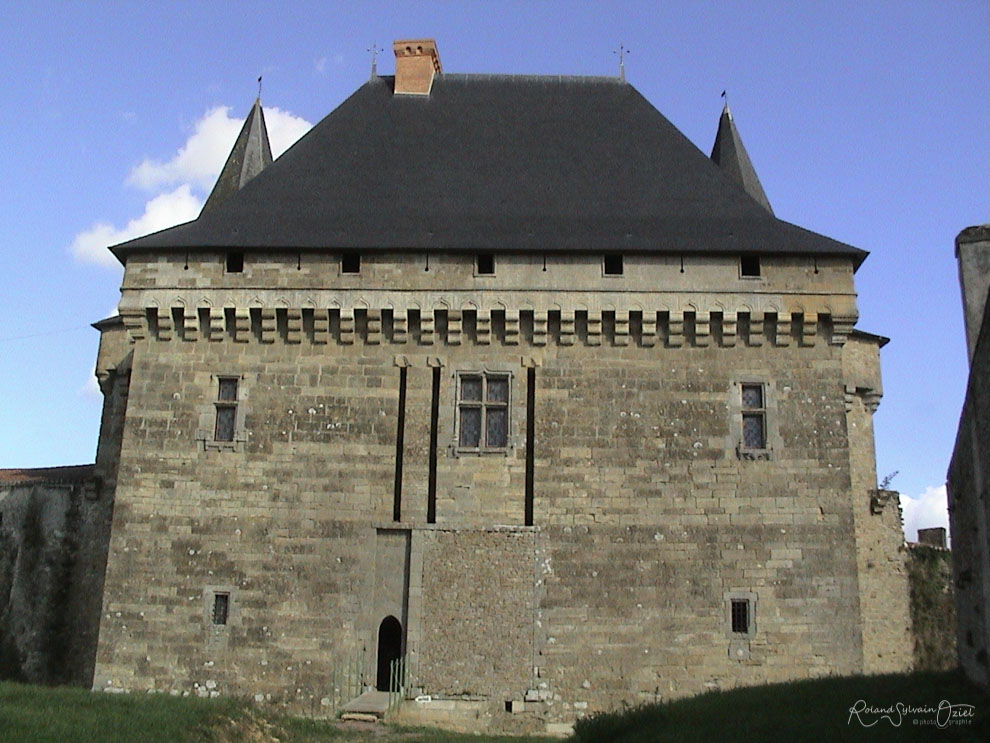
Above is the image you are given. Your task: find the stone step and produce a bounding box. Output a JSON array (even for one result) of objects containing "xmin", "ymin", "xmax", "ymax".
[{"xmin": 340, "ymin": 689, "xmax": 391, "ymax": 718}]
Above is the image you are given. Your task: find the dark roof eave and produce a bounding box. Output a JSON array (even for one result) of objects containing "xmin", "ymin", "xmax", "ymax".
[{"xmin": 114, "ymin": 240, "xmax": 866, "ymax": 260}]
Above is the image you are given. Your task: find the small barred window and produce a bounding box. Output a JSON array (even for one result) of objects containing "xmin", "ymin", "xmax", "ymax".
[
  {"xmin": 730, "ymin": 599, "xmax": 750, "ymax": 634},
  {"xmin": 212, "ymin": 593, "xmax": 229, "ymax": 626}
]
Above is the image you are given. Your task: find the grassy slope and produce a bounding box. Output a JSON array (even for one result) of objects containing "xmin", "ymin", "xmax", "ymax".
[
  {"xmin": 573, "ymin": 671, "xmax": 990, "ymax": 743},
  {"xmin": 2, "ymin": 672, "xmax": 987, "ymax": 743},
  {"xmin": 0, "ymin": 682, "xmax": 239, "ymax": 743}
]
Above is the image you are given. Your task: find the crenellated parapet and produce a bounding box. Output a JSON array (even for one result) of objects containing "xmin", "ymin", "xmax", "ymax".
[{"xmin": 117, "ymin": 301, "xmax": 857, "ymax": 348}]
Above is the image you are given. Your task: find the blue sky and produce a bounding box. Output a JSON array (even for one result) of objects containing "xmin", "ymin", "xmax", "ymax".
[{"xmin": 0, "ymin": 1, "xmax": 985, "ymax": 539}]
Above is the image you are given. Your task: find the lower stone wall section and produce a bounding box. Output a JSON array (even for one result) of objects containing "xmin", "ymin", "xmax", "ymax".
[
  {"xmin": 0, "ymin": 468, "xmax": 111, "ymax": 686},
  {"xmin": 416, "ymin": 528, "xmax": 539, "ymax": 703}
]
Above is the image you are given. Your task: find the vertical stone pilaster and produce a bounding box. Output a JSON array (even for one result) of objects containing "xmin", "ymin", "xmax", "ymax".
[
  {"xmin": 586, "ymin": 311, "xmax": 602, "ymax": 346},
  {"xmin": 641, "ymin": 311, "xmax": 657, "ymax": 347},
  {"xmin": 366, "ymin": 309, "xmax": 382, "ymax": 345},
  {"xmin": 259, "ymin": 308, "xmax": 277, "ymax": 343},
  {"xmin": 559, "ymin": 311, "xmax": 575, "ymax": 345},
  {"xmin": 419, "ymin": 309, "xmax": 435, "ymax": 345},
  {"xmin": 446, "ymin": 310, "xmax": 461, "ymax": 346},
  {"xmin": 312, "ymin": 309, "xmax": 329, "ymax": 344},
  {"xmin": 285, "ymin": 309, "xmax": 302, "ymax": 344},
  {"xmin": 667, "ymin": 311, "xmax": 683, "ymax": 347},
  {"xmin": 532, "ymin": 311, "xmax": 548, "ymax": 346},
  {"xmin": 233, "ymin": 308, "xmax": 251, "ymax": 343},
  {"xmin": 775, "ymin": 313, "xmax": 791, "ymax": 347},
  {"xmin": 801, "ymin": 312, "xmax": 818, "ymax": 347},
  {"xmin": 181, "ymin": 307, "xmax": 198, "ymax": 341},
  {"xmin": 476, "ymin": 310, "xmax": 491, "ymax": 345},
  {"xmin": 694, "ymin": 311, "xmax": 710, "ymax": 347},
  {"xmin": 121, "ymin": 310, "xmax": 146, "ymax": 340},
  {"xmin": 340, "ymin": 309, "xmax": 355, "ymax": 344},
  {"xmin": 208, "ymin": 307, "xmax": 225, "ymax": 342},
  {"xmin": 392, "ymin": 310, "xmax": 408, "ymax": 344},
  {"xmin": 722, "ymin": 311, "xmax": 737, "ymax": 347},
  {"xmin": 614, "ymin": 310, "xmax": 629, "ymax": 346},
  {"xmin": 156, "ymin": 307, "xmax": 173, "ymax": 341},
  {"xmin": 504, "ymin": 310, "xmax": 520, "ymax": 345},
  {"xmin": 748, "ymin": 312, "xmax": 764, "ymax": 347}
]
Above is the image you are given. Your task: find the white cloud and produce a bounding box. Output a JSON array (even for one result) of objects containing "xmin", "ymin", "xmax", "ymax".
[
  {"xmin": 70, "ymin": 185, "xmax": 202, "ymax": 267},
  {"xmin": 127, "ymin": 105, "xmax": 311, "ymax": 191},
  {"xmin": 81, "ymin": 368, "xmax": 101, "ymax": 398},
  {"xmin": 265, "ymin": 108, "xmax": 313, "ymax": 159},
  {"xmin": 901, "ymin": 484, "xmax": 949, "ymax": 543},
  {"xmin": 71, "ymin": 103, "xmax": 312, "ymax": 268}
]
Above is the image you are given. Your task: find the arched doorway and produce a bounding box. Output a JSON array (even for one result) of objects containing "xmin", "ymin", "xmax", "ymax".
[{"xmin": 376, "ymin": 615, "xmax": 403, "ymax": 691}]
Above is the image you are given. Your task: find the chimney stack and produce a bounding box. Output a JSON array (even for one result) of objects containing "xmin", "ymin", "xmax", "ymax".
[{"xmin": 393, "ymin": 39, "xmax": 441, "ymax": 95}]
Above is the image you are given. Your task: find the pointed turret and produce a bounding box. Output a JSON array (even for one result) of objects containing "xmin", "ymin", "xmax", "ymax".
[
  {"xmin": 201, "ymin": 98, "xmax": 273, "ymax": 215},
  {"xmin": 710, "ymin": 104, "xmax": 773, "ymax": 214}
]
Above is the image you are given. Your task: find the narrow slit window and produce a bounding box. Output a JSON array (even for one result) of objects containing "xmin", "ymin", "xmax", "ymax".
[
  {"xmin": 476, "ymin": 253, "xmax": 495, "ymax": 275},
  {"xmin": 226, "ymin": 252, "xmax": 244, "ymax": 273},
  {"xmin": 603, "ymin": 254, "xmax": 624, "ymax": 276},
  {"xmin": 740, "ymin": 255, "xmax": 761, "ymax": 277},
  {"xmin": 730, "ymin": 599, "xmax": 749, "ymax": 634},
  {"xmin": 740, "ymin": 384, "xmax": 766, "ymax": 449},
  {"xmin": 214, "ymin": 377, "xmax": 238, "ymax": 443},
  {"xmin": 341, "ymin": 252, "xmax": 361, "ymax": 274},
  {"xmin": 212, "ymin": 593, "xmax": 229, "ymax": 625},
  {"xmin": 457, "ymin": 372, "xmax": 510, "ymax": 452}
]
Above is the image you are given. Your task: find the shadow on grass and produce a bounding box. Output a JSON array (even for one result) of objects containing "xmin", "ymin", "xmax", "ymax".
[{"xmin": 571, "ymin": 670, "xmax": 989, "ymax": 743}]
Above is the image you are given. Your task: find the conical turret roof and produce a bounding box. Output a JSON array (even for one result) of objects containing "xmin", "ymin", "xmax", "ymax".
[
  {"xmin": 710, "ymin": 104, "xmax": 773, "ymax": 214},
  {"xmin": 201, "ymin": 98, "xmax": 273, "ymax": 215}
]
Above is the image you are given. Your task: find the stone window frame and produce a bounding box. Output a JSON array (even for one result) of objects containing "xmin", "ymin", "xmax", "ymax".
[
  {"xmin": 725, "ymin": 590, "xmax": 757, "ymax": 661},
  {"xmin": 453, "ymin": 368, "xmax": 513, "ymax": 456},
  {"xmin": 727, "ymin": 378, "xmax": 780, "ymax": 461},
  {"xmin": 204, "ymin": 584, "xmax": 238, "ymax": 651},
  {"xmin": 475, "ymin": 252, "xmax": 496, "ymax": 277},
  {"xmin": 196, "ymin": 373, "xmax": 249, "ymax": 452},
  {"xmin": 602, "ymin": 253, "xmax": 624, "ymax": 277},
  {"xmin": 203, "ymin": 584, "xmax": 239, "ymax": 627},
  {"xmin": 340, "ymin": 251, "xmax": 361, "ymax": 275},
  {"xmin": 739, "ymin": 255, "xmax": 762, "ymax": 279},
  {"xmin": 724, "ymin": 590, "xmax": 758, "ymax": 639}
]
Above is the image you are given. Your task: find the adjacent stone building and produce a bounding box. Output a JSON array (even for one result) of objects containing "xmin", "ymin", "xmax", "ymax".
[
  {"xmin": 948, "ymin": 225, "xmax": 990, "ymax": 688},
  {"xmin": 7, "ymin": 40, "xmax": 913, "ymax": 730}
]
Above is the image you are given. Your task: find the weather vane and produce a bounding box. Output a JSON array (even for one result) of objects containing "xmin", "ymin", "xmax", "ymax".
[
  {"xmin": 368, "ymin": 43, "xmax": 381, "ymax": 78},
  {"xmin": 257, "ymin": 75, "xmax": 262, "ymax": 100},
  {"xmin": 614, "ymin": 45, "xmax": 630, "ymax": 82}
]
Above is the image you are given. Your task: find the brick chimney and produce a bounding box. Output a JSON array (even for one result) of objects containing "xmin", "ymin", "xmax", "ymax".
[{"xmin": 393, "ymin": 39, "xmax": 441, "ymax": 95}]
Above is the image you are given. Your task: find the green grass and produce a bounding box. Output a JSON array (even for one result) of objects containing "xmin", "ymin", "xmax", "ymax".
[
  {"xmin": 275, "ymin": 715, "xmax": 556, "ymax": 742},
  {"xmin": 3, "ymin": 671, "xmax": 987, "ymax": 742},
  {"xmin": 572, "ymin": 670, "xmax": 990, "ymax": 743},
  {"xmin": 0, "ymin": 681, "xmax": 240, "ymax": 743}
]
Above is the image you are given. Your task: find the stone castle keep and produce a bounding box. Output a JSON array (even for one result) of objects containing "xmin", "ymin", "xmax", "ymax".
[{"xmin": 1, "ymin": 40, "xmax": 913, "ymax": 731}]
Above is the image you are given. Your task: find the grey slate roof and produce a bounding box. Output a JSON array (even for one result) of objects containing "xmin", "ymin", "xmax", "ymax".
[
  {"xmin": 200, "ymin": 98, "xmax": 272, "ymax": 215},
  {"xmin": 710, "ymin": 104, "xmax": 774, "ymax": 215},
  {"xmin": 113, "ymin": 75, "xmax": 866, "ymax": 268}
]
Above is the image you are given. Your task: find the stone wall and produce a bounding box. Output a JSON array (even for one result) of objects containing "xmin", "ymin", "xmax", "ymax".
[
  {"xmin": 947, "ymin": 225, "xmax": 990, "ymax": 688},
  {"xmin": 842, "ymin": 334, "xmax": 914, "ymax": 672},
  {"xmin": 0, "ymin": 466, "xmax": 111, "ymax": 686},
  {"xmin": 948, "ymin": 291, "xmax": 990, "ymax": 686},
  {"xmin": 90, "ymin": 248, "xmax": 910, "ymax": 729},
  {"xmin": 907, "ymin": 544, "xmax": 956, "ymax": 671}
]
